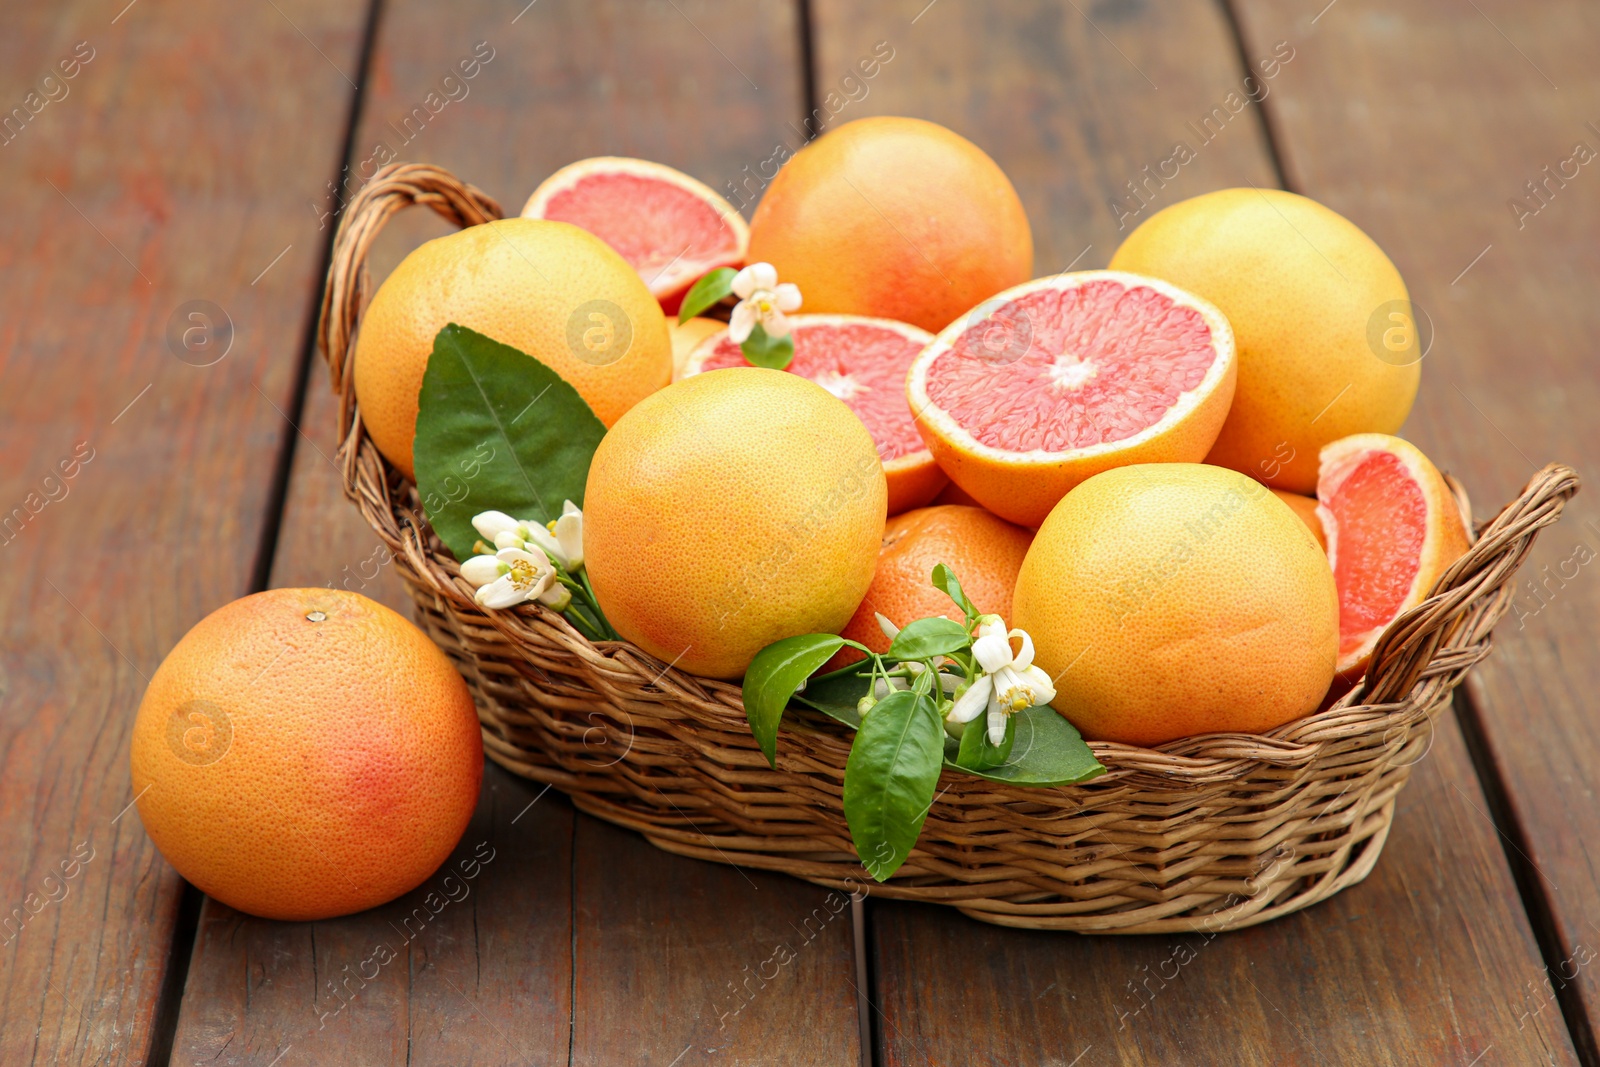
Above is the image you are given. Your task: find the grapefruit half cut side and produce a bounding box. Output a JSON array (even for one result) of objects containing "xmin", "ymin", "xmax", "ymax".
[
  {"xmin": 522, "ymin": 157, "xmax": 748, "ymax": 314},
  {"xmin": 682, "ymin": 314, "xmax": 947, "ymax": 514},
  {"xmin": 1316, "ymin": 433, "xmax": 1471, "ymax": 680},
  {"xmin": 906, "ymin": 271, "xmax": 1237, "ymax": 527}
]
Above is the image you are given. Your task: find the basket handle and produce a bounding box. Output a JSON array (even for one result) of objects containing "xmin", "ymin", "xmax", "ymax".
[
  {"xmin": 316, "ymin": 162, "xmax": 503, "ymax": 442},
  {"xmin": 1358, "ymin": 462, "xmax": 1579, "ymax": 705}
]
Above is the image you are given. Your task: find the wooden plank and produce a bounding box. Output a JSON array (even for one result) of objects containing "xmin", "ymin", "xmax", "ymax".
[
  {"xmin": 0, "ymin": 1, "xmax": 369, "ymax": 1063},
  {"xmin": 810, "ymin": 1, "xmax": 1580, "ymax": 1061},
  {"xmin": 1226, "ymin": 0, "xmax": 1600, "ymax": 1054},
  {"xmin": 173, "ymin": 1, "xmax": 864, "ymax": 1063}
]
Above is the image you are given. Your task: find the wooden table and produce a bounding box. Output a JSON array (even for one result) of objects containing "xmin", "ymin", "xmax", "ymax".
[{"xmin": 3, "ymin": 1, "xmax": 1597, "ymax": 1063}]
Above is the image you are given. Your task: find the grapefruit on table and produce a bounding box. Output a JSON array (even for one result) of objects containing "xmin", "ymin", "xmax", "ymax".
[
  {"xmin": 1317, "ymin": 433, "xmax": 1471, "ymax": 680},
  {"xmin": 747, "ymin": 116, "xmax": 1033, "ymax": 334},
  {"xmin": 907, "ymin": 271, "xmax": 1237, "ymax": 528},
  {"xmin": 1110, "ymin": 188, "xmax": 1420, "ymax": 493},
  {"xmin": 130, "ymin": 589, "xmax": 483, "ymax": 922},
  {"xmin": 1012, "ymin": 463, "xmax": 1338, "ymax": 747},
  {"xmin": 523, "ymin": 156, "xmax": 748, "ymax": 314},
  {"xmin": 353, "ymin": 218, "xmax": 671, "ymax": 480},
  {"xmin": 828, "ymin": 505, "xmax": 1033, "ymax": 670},
  {"xmin": 584, "ymin": 368, "xmax": 887, "ymax": 679},
  {"xmin": 681, "ymin": 314, "xmax": 946, "ymax": 514}
]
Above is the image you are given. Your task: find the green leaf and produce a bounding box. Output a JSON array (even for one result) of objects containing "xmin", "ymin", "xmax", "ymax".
[
  {"xmin": 740, "ymin": 323, "xmax": 794, "ymax": 370},
  {"xmin": 886, "ymin": 617, "xmax": 971, "ymax": 661},
  {"xmin": 956, "ymin": 714, "xmax": 1015, "ymax": 771},
  {"xmin": 931, "ymin": 563, "xmax": 978, "ymax": 622},
  {"xmin": 414, "ymin": 324, "xmax": 606, "ymax": 561},
  {"xmin": 948, "ymin": 706, "xmax": 1105, "ymax": 786},
  {"xmin": 843, "ymin": 689, "xmax": 946, "ymax": 882},
  {"xmin": 677, "ymin": 267, "xmax": 736, "ymax": 322},
  {"xmin": 742, "ymin": 634, "xmax": 845, "ymax": 767},
  {"xmin": 799, "ymin": 666, "xmax": 1104, "ymax": 786}
]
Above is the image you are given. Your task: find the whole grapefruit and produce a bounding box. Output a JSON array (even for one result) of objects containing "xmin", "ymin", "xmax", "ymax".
[
  {"xmin": 130, "ymin": 589, "xmax": 482, "ymax": 921},
  {"xmin": 1012, "ymin": 464, "xmax": 1338, "ymax": 746},
  {"xmin": 584, "ymin": 368, "xmax": 887, "ymax": 679},
  {"xmin": 747, "ymin": 116, "xmax": 1033, "ymax": 334},
  {"xmin": 353, "ymin": 218, "xmax": 672, "ymax": 480},
  {"xmin": 830, "ymin": 505, "xmax": 1033, "ymax": 669},
  {"xmin": 1109, "ymin": 188, "xmax": 1419, "ymax": 493}
]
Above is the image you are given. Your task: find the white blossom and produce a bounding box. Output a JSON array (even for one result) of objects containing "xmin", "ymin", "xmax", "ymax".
[{"xmin": 728, "ymin": 262, "xmax": 801, "ymax": 344}]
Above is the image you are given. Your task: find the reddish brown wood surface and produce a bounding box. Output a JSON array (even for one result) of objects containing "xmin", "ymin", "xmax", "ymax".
[
  {"xmin": 1228, "ymin": 0, "xmax": 1600, "ymax": 1053},
  {"xmin": 170, "ymin": 1, "xmax": 862, "ymax": 1064},
  {"xmin": 811, "ymin": 1, "xmax": 1579, "ymax": 1062},
  {"xmin": 0, "ymin": 1, "xmax": 369, "ymax": 1062}
]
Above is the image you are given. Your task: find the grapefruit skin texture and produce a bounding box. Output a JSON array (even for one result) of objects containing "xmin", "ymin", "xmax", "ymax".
[
  {"xmin": 1110, "ymin": 188, "xmax": 1420, "ymax": 494},
  {"xmin": 1272, "ymin": 488, "xmax": 1328, "ymax": 551},
  {"xmin": 746, "ymin": 116, "xmax": 1033, "ymax": 334},
  {"xmin": 129, "ymin": 589, "xmax": 483, "ymax": 922},
  {"xmin": 828, "ymin": 505, "xmax": 1034, "ymax": 670},
  {"xmin": 682, "ymin": 314, "xmax": 946, "ymax": 516},
  {"xmin": 1317, "ymin": 433, "xmax": 1470, "ymax": 681},
  {"xmin": 908, "ymin": 272, "xmax": 1237, "ymax": 529},
  {"xmin": 584, "ymin": 368, "xmax": 887, "ymax": 679},
  {"xmin": 353, "ymin": 218, "xmax": 672, "ymax": 480},
  {"xmin": 1013, "ymin": 464, "xmax": 1338, "ymax": 747}
]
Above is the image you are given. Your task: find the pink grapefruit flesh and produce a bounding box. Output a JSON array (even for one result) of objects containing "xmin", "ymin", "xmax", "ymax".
[
  {"xmin": 1317, "ymin": 433, "xmax": 1472, "ymax": 679},
  {"xmin": 683, "ymin": 314, "xmax": 947, "ymax": 514},
  {"xmin": 523, "ymin": 157, "xmax": 748, "ymax": 313},
  {"xmin": 907, "ymin": 271, "xmax": 1237, "ymax": 527}
]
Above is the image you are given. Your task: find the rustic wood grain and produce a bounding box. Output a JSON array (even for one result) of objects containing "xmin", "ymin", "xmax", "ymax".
[
  {"xmin": 172, "ymin": 1, "xmax": 865, "ymax": 1063},
  {"xmin": 811, "ymin": 0, "xmax": 1579, "ymax": 1061},
  {"xmin": 1227, "ymin": 0, "xmax": 1600, "ymax": 1054},
  {"xmin": 0, "ymin": 0, "xmax": 370, "ymax": 1062}
]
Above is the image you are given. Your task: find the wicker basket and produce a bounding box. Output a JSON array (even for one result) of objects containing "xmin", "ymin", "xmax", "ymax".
[{"xmin": 318, "ymin": 163, "xmax": 1578, "ymax": 933}]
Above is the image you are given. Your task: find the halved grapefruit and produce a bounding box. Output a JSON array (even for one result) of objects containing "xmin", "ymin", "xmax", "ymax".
[
  {"xmin": 1317, "ymin": 433, "xmax": 1471, "ymax": 680},
  {"xmin": 907, "ymin": 271, "xmax": 1236, "ymax": 527},
  {"xmin": 681, "ymin": 314, "xmax": 947, "ymax": 514},
  {"xmin": 522, "ymin": 157, "xmax": 748, "ymax": 314}
]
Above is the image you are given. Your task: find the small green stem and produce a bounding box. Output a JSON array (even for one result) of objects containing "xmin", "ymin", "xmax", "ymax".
[{"xmin": 576, "ymin": 569, "xmax": 617, "ymax": 639}]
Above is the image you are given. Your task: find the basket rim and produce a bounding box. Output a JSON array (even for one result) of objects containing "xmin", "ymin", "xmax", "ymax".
[{"xmin": 316, "ymin": 160, "xmax": 1582, "ymax": 792}]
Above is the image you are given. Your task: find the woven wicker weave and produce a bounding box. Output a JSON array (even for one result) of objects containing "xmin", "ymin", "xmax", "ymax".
[{"xmin": 318, "ymin": 163, "xmax": 1579, "ymax": 933}]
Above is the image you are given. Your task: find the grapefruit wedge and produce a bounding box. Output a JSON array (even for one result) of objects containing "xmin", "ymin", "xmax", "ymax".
[
  {"xmin": 522, "ymin": 157, "xmax": 748, "ymax": 313},
  {"xmin": 682, "ymin": 314, "xmax": 947, "ymax": 514},
  {"xmin": 1317, "ymin": 433, "xmax": 1471, "ymax": 680},
  {"xmin": 907, "ymin": 271, "xmax": 1236, "ymax": 527}
]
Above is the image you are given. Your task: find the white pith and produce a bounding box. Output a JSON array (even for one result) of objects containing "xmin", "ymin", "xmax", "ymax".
[{"xmin": 905, "ymin": 270, "xmax": 1236, "ymax": 465}]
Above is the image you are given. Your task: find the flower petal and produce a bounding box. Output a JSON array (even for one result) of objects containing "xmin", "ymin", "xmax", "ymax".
[
  {"xmin": 987, "ymin": 705, "xmax": 1008, "ymax": 746},
  {"xmin": 475, "ymin": 576, "xmax": 528, "ymax": 609},
  {"xmin": 762, "ymin": 308, "xmax": 793, "ymax": 339},
  {"xmin": 537, "ymin": 582, "xmax": 572, "ymax": 610},
  {"xmin": 523, "ymin": 523, "xmax": 564, "ymax": 566},
  {"xmin": 972, "ymin": 631, "xmax": 1013, "ymax": 673},
  {"xmin": 493, "ymin": 530, "xmax": 524, "ymax": 551},
  {"xmin": 554, "ymin": 508, "xmax": 583, "ymax": 569},
  {"xmin": 774, "ymin": 283, "xmax": 802, "ymax": 312},
  {"xmin": 731, "ymin": 265, "xmax": 759, "ymax": 299},
  {"xmin": 875, "ymin": 612, "xmax": 901, "ymax": 642},
  {"xmin": 729, "ymin": 301, "xmax": 757, "ymax": 344},
  {"xmin": 1009, "ymin": 628, "xmax": 1035, "ymax": 671},
  {"xmin": 472, "ymin": 510, "xmax": 519, "ymax": 540},
  {"xmin": 1019, "ymin": 665, "xmax": 1056, "ymax": 707},
  {"xmin": 947, "ymin": 675, "xmax": 991, "ymax": 723},
  {"xmin": 460, "ymin": 555, "xmax": 504, "ymax": 588},
  {"xmin": 747, "ymin": 262, "xmax": 778, "ymax": 291}
]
